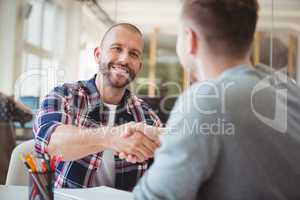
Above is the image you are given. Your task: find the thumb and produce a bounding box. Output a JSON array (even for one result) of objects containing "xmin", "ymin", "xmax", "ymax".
[
  {"xmin": 120, "ymin": 124, "xmax": 135, "ymax": 138},
  {"xmin": 139, "ymin": 124, "xmax": 161, "ymax": 141}
]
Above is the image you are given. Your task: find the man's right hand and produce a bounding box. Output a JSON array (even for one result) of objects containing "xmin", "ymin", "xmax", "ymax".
[
  {"xmin": 105, "ymin": 122, "xmax": 159, "ymax": 162},
  {"xmin": 117, "ymin": 123, "xmax": 163, "ymax": 163}
]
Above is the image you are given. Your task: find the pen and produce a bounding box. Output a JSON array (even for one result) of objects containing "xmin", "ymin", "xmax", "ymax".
[
  {"xmin": 25, "ymin": 154, "xmax": 37, "ymax": 172},
  {"xmin": 20, "ymin": 155, "xmax": 31, "ymax": 171},
  {"xmin": 41, "ymin": 159, "xmax": 48, "ymax": 173},
  {"xmin": 50, "ymin": 156, "xmax": 56, "ymax": 172},
  {"xmin": 44, "ymin": 154, "xmax": 51, "ymax": 171}
]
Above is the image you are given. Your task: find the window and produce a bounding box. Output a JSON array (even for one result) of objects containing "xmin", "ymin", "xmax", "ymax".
[{"xmin": 21, "ymin": 0, "xmax": 65, "ymax": 98}]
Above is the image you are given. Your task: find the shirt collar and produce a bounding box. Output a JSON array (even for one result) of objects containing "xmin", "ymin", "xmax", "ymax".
[{"xmin": 83, "ymin": 74, "xmax": 132, "ymax": 111}]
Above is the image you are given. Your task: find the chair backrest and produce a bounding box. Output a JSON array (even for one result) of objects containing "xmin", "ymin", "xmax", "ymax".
[
  {"xmin": 14, "ymin": 96, "xmax": 39, "ymax": 129},
  {"xmin": 140, "ymin": 96, "xmax": 177, "ymax": 124},
  {"xmin": 5, "ymin": 139, "xmax": 35, "ymax": 186}
]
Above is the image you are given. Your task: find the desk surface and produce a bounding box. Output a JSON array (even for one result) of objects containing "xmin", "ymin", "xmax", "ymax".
[{"xmin": 0, "ymin": 185, "xmax": 133, "ymax": 200}]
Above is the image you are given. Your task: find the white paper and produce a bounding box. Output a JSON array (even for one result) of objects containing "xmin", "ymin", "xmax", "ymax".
[
  {"xmin": 0, "ymin": 185, "xmax": 133, "ymax": 200},
  {"xmin": 54, "ymin": 186, "xmax": 133, "ymax": 200}
]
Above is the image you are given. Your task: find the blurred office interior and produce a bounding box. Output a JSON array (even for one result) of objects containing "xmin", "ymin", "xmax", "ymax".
[{"xmin": 0, "ymin": 0, "xmax": 299, "ymax": 184}]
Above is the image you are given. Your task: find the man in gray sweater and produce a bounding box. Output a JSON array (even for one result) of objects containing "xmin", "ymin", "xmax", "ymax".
[{"xmin": 133, "ymin": 0, "xmax": 300, "ymax": 199}]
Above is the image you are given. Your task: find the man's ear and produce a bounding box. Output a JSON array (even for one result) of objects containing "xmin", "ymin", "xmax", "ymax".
[
  {"xmin": 185, "ymin": 28, "xmax": 198, "ymax": 56},
  {"xmin": 94, "ymin": 47, "xmax": 101, "ymax": 64},
  {"xmin": 139, "ymin": 62, "xmax": 144, "ymax": 71}
]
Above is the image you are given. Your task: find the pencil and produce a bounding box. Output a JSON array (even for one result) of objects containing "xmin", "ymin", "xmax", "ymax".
[
  {"xmin": 20, "ymin": 155, "xmax": 31, "ymax": 171},
  {"xmin": 25, "ymin": 154, "xmax": 37, "ymax": 172}
]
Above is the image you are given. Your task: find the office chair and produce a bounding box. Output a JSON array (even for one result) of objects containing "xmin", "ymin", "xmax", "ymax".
[
  {"xmin": 14, "ymin": 96, "xmax": 39, "ymax": 129},
  {"xmin": 5, "ymin": 139, "xmax": 35, "ymax": 186},
  {"xmin": 140, "ymin": 96, "xmax": 177, "ymax": 124}
]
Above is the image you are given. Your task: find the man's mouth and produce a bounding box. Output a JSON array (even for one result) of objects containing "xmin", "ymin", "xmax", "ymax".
[{"xmin": 111, "ymin": 65, "xmax": 130, "ymax": 76}]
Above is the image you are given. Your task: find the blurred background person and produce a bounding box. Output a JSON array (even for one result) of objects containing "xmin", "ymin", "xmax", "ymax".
[{"xmin": 0, "ymin": 92, "xmax": 32, "ymax": 184}]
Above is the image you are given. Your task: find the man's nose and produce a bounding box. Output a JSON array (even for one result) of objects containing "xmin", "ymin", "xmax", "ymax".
[{"xmin": 118, "ymin": 51, "xmax": 130, "ymax": 64}]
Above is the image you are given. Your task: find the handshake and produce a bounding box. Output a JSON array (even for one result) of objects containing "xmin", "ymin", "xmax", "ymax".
[{"xmin": 106, "ymin": 122, "xmax": 163, "ymax": 163}]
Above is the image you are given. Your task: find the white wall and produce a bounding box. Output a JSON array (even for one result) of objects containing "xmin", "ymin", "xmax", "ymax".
[
  {"xmin": 0, "ymin": 0, "xmax": 20, "ymax": 95},
  {"xmin": 0, "ymin": 0, "xmax": 84, "ymax": 97},
  {"xmin": 60, "ymin": 0, "xmax": 82, "ymax": 83},
  {"xmin": 78, "ymin": 6, "xmax": 108, "ymax": 80}
]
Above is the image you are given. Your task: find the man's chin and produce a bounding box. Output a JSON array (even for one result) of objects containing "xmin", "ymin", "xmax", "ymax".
[
  {"xmin": 111, "ymin": 83, "xmax": 128, "ymax": 88},
  {"xmin": 102, "ymin": 72, "xmax": 134, "ymax": 88},
  {"xmin": 108, "ymin": 79, "xmax": 130, "ymax": 88}
]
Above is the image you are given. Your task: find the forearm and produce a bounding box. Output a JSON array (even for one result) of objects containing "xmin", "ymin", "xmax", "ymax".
[
  {"xmin": 55, "ymin": 144, "xmax": 106, "ymax": 161},
  {"xmin": 47, "ymin": 124, "xmax": 113, "ymax": 161},
  {"xmin": 47, "ymin": 122, "xmax": 160, "ymax": 162}
]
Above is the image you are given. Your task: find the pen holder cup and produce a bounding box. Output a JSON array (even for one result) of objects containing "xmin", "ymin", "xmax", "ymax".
[{"xmin": 28, "ymin": 171, "xmax": 54, "ymax": 200}]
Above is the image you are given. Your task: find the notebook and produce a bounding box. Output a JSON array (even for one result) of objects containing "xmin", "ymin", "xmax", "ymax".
[{"xmin": 54, "ymin": 186, "xmax": 133, "ymax": 200}]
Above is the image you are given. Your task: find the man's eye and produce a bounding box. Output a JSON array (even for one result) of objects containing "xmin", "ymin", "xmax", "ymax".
[
  {"xmin": 130, "ymin": 52, "xmax": 139, "ymax": 58},
  {"xmin": 112, "ymin": 47, "xmax": 122, "ymax": 52}
]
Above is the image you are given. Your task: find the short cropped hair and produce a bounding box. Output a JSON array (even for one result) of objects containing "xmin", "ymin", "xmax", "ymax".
[
  {"xmin": 100, "ymin": 23, "xmax": 143, "ymax": 47},
  {"xmin": 182, "ymin": 0, "xmax": 259, "ymax": 57}
]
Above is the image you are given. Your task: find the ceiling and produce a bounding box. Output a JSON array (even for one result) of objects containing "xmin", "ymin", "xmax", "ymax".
[
  {"xmin": 96, "ymin": 0, "xmax": 300, "ymax": 34},
  {"xmin": 81, "ymin": 0, "xmax": 300, "ymax": 53},
  {"xmin": 97, "ymin": 0, "xmax": 181, "ymax": 36}
]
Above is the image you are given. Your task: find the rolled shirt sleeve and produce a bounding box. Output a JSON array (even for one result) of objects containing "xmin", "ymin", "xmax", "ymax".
[{"xmin": 33, "ymin": 86, "xmax": 73, "ymax": 155}]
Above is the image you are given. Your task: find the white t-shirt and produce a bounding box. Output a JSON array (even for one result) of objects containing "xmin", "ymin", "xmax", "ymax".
[{"xmin": 93, "ymin": 103, "xmax": 117, "ymax": 187}]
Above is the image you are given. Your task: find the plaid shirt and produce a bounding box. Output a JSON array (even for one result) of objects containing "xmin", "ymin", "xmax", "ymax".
[{"xmin": 33, "ymin": 75, "xmax": 161, "ymax": 191}]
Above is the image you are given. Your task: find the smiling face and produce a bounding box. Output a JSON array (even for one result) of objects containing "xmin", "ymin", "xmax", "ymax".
[{"xmin": 95, "ymin": 26, "xmax": 144, "ymax": 88}]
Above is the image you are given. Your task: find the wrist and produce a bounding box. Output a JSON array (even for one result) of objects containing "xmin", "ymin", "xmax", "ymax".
[{"xmin": 101, "ymin": 126, "xmax": 117, "ymax": 150}]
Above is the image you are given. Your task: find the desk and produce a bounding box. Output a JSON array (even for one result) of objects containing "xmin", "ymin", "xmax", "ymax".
[{"xmin": 0, "ymin": 185, "xmax": 133, "ymax": 200}]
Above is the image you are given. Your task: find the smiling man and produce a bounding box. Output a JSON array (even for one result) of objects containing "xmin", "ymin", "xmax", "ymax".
[{"xmin": 33, "ymin": 23, "xmax": 161, "ymax": 191}]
